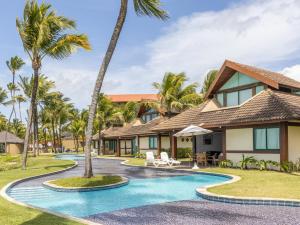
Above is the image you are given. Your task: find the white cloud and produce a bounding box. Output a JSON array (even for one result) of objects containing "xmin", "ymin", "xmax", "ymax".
[
  {"xmin": 44, "ymin": 0, "xmax": 300, "ymax": 109},
  {"xmin": 280, "ymin": 64, "xmax": 300, "ymax": 80}
]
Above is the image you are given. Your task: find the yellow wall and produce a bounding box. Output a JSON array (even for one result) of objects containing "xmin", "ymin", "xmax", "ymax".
[
  {"xmin": 161, "ymin": 136, "xmax": 170, "ymax": 149},
  {"xmin": 227, "ymin": 153, "xmax": 280, "ymax": 163},
  {"xmin": 6, "ymin": 143, "xmax": 23, "ymax": 155},
  {"xmin": 177, "ymin": 137, "xmax": 192, "ymax": 149},
  {"xmin": 226, "ymin": 128, "xmax": 253, "ymax": 151},
  {"xmin": 201, "ymin": 99, "xmax": 220, "ymax": 112},
  {"xmin": 288, "ymin": 126, "xmax": 300, "ymax": 162}
]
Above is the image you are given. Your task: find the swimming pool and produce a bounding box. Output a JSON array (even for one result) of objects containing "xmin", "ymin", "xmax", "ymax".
[
  {"xmin": 54, "ymin": 154, "xmax": 85, "ymax": 161},
  {"xmin": 7, "ymin": 155, "xmax": 230, "ymax": 218}
]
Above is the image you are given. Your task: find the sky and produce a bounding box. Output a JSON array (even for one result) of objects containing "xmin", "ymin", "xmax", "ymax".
[{"xmin": 1, "ymin": 0, "xmax": 300, "ymax": 117}]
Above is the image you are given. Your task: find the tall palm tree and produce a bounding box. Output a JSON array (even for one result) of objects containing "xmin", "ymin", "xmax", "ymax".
[
  {"xmin": 84, "ymin": 0, "xmax": 168, "ymax": 178},
  {"xmin": 152, "ymin": 72, "xmax": 202, "ymax": 117},
  {"xmin": 0, "ymin": 88, "xmax": 7, "ymax": 104},
  {"xmin": 201, "ymin": 69, "xmax": 219, "ymax": 95},
  {"xmin": 17, "ymin": 0, "xmax": 91, "ymax": 169},
  {"xmin": 6, "ymin": 56, "xmax": 25, "ymax": 121},
  {"xmin": 15, "ymin": 95, "xmax": 26, "ymax": 122}
]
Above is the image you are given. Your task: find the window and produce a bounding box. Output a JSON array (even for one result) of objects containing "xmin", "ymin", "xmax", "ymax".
[
  {"xmin": 149, "ymin": 136, "xmax": 157, "ymax": 149},
  {"xmin": 227, "ymin": 91, "xmax": 239, "ymax": 107},
  {"xmin": 254, "ymin": 127, "xmax": 280, "ymax": 150},
  {"xmin": 203, "ymin": 135, "xmax": 213, "ymax": 145},
  {"xmin": 108, "ymin": 140, "xmax": 116, "ymax": 151},
  {"xmin": 217, "ymin": 93, "xmax": 224, "ymax": 106},
  {"xmin": 0, "ymin": 144, "xmax": 5, "ymax": 153},
  {"xmin": 256, "ymin": 85, "xmax": 264, "ymax": 94},
  {"xmin": 239, "ymin": 88, "xmax": 252, "ymax": 104},
  {"xmin": 220, "ymin": 72, "xmax": 258, "ymax": 90}
]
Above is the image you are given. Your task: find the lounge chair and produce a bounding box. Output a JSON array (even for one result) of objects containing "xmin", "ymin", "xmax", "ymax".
[
  {"xmin": 160, "ymin": 152, "xmax": 181, "ymax": 167},
  {"xmin": 145, "ymin": 152, "xmax": 167, "ymax": 167}
]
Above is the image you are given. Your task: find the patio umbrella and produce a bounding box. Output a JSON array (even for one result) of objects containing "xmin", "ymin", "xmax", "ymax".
[{"xmin": 174, "ymin": 125, "xmax": 212, "ymax": 169}]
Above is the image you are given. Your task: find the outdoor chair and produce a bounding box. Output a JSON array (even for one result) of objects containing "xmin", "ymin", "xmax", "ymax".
[
  {"xmin": 196, "ymin": 152, "xmax": 207, "ymax": 167},
  {"xmin": 160, "ymin": 152, "xmax": 181, "ymax": 167},
  {"xmin": 145, "ymin": 152, "xmax": 167, "ymax": 167}
]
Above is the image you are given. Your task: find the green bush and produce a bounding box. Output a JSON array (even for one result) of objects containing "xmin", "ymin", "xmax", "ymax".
[
  {"xmin": 219, "ymin": 159, "xmax": 233, "ymax": 168},
  {"xmin": 177, "ymin": 148, "xmax": 192, "ymax": 159}
]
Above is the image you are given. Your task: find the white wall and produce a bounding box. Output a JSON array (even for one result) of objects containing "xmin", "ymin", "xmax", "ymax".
[
  {"xmin": 227, "ymin": 153, "xmax": 280, "ymax": 163},
  {"xmin": 226, "ymin": 128, "xmax": 253, "ymax": 151},
  {"xmin": 288, "ymin": 126, "xmax": 300, "ymax": 162}
]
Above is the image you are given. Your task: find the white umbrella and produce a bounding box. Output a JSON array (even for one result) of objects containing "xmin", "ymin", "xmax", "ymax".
[
  {"xmin": 174, "ymin": 125, "xmax": 212, "ymax": 170},
  {"xmin": 174, "ymin": 125, "xmax": 212, "ymax": 137}
]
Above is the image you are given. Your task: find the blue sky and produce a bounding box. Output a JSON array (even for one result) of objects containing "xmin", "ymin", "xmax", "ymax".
[{"xmin": 1, "ymin": 0, "xmax": 300, "ymax": 116}]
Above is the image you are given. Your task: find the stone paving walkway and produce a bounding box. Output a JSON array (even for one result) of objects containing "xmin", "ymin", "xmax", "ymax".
[{"xmin": 12, "ymin": 157, "xmax": 300, "ymax": 225}]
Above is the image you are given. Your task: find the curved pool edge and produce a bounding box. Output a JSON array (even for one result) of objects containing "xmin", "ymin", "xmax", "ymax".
[
  {"xmin": 0, "ymin": 161, "xmax": 101, "ymax": 225},
  {"xmin": 43, "ymin": 176, "xmax": 129, "ymax": 192}
]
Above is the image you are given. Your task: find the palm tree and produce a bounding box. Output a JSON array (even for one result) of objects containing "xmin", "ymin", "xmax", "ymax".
[
  {"xmin": 17, "ymin": 0, "xmax": 91, "ymax": 169},
  {"xmin": 6, "ymin": 56, "xmax": 25, "ymax": 121},
  {"xmin": 84, "ymin": 0, "xmax": 168, "ymax": 178},
  {"xmin": 15, "ymin": 95, "xmax": 26, "ymax": 122},
  {"xmin": 0, "ymin": 88, "xmax": 7, "ymax": 104},
  {"xmin": 152, "ymin": 72, "xmax": 202, "ymax": 117},
  {"xmin": 201, "ymin": 69, "xmax": 219, "ymax": 94}
]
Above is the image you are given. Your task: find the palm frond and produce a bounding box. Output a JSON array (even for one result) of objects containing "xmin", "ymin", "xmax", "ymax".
[{"xmin": 133, "ymin": 0, "xmax": 169, "ymax": 20}]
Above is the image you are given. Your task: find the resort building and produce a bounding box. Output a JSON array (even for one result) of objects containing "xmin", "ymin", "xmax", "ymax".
[
  {"xmin": 152, "ymin": 60, "xmax": 300, "ymax": 163},
  {"xmin": 0, "ymin": 131, "xmax": 24, "ymax": 155},
  {"xmin": 107, "ymin": 94, "xmax": 159, "ymax": 105}
]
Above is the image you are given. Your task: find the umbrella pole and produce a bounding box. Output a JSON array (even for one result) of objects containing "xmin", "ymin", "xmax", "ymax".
[{"xmin": 192, "ymin": 135, "xmax": 199, "ymax": 170}]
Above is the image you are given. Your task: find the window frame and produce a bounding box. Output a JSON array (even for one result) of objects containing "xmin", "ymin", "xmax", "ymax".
[
  {"xmin": 149, "ymin": 136, "xmax": 158, "ymax": 149},
  {"xmin": 253, "ymin": 127, "xmax": 280, "ymax": 151}
]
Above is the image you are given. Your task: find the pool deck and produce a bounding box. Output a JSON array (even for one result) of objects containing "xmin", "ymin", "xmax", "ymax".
[{"xmin": 10, "ymin": 157, "xmax": 300, "ymax": 225}]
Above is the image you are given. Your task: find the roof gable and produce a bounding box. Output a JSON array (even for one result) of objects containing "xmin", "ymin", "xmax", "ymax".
[{"xmin": 205, "ymin": 60, "xmax": 300, "ymax": 98}]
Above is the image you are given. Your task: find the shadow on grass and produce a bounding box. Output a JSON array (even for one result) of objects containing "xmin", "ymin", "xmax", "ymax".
[
  {"xmin": 21, "ymin": 212, "xmax": 80, "ymax": 225},
  {"xmin": 43, "ymin": 164, "xmax": 74, "ymax": 170}
]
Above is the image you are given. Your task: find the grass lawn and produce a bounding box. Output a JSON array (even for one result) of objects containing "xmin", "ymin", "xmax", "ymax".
[
  {"xmin": 198, "ymin": 167, "xmax": 300, "ymax": 200},
  {"xmin": 50, "ymin": 175, "xmax": 122, "ymax": 188},
  {"xmin": 0, "ymin": 154, "xmax": 83, "ymax": 225}
]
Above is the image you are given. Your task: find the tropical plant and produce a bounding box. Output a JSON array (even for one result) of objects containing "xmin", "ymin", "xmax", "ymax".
[
  {"xmin": 280, "ymin": 161, "xmax": 294, "ymax": 173},
  {"xmin": 17, "ymin": 0, "xmax": 91, "ymax": 169},
  {"xmin": 8, "ymin": 119, "xmax": 26, "ymax": 138},
  {"xmin": 239, "ymin": 154, "xmax": 256, "ymax": 170},
  {"xmin": 6, "ymin": 56, "xmax": 25, "ymax": 121},
  {"xmin": 0, "ymin": 88, "xmax": 7, "ymax": 105},
  {"xmin": 84, "ymin": 0, "xmax": 168, "ymax": 177},
  {"xmin": 152, "ymin": 72, "xmax": 202, "ymax": 117},
  {"xmin": 15, "ymin": 95, "xmax": 26, "ymax": 122},
  {"xmin": 219, "ymin": 159, "xmax": 233, "ymax": 168},
  {"xmin": 201, "ymin": 69, "xmax": 218, "ymax": 94}
]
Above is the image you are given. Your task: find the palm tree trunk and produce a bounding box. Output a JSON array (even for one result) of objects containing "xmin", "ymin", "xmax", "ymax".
[
  {"xmin": 18, "ymin": 102, "xmax": 22, "ymax": 122},
  {"xmin": 22, "ymin": 66, "xmax": 39, "ymax": 169},
  {"xmin": 52, "ymin": 120, "xmax": 56, "ymax": 153},
  {"xmin": 83, "ymin": 0, "xmax": 128, "ymax": 178},
  {"xmin": 33, "ymin": 105, "xmax": 39, "ymax": 156}
]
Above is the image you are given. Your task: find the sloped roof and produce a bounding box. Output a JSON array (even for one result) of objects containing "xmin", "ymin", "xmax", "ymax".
[
  {"xmin": 107, "ymin": 94, "xmax": 159, "ymax": 103},
  {"xmin": 153, "ymin": 89, "xmax": 300, "ymax": 131},
  {"xmin": 95, "ymin": 117, "xmax": 167, "ymax": 139},
  {"xmin": 0, "ymin": 131, "xmax": 24, "ymax": 144},
  {"xmin": 206, "ymin": 60, "xmax": 300, "ymax": 98}
]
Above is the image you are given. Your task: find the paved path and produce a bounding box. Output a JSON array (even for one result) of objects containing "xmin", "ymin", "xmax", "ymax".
[{"xmin": 12, "ymin": 157, "xmax": 300, "ymax": 225}]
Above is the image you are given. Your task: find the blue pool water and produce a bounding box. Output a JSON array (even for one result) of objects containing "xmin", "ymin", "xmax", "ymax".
[
  {"xmin": 8, "ymin": 175, "xmax": 229, "ymax": 217},
  {"xmin": 8, "ymin": 155, "xmax": 230, "ymax": 217},
  {"xmin": 54, "ymin": 154, "xmax": 85, "ymax": 161}
]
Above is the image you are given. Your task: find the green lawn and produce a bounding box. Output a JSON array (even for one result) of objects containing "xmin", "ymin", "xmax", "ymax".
[
  {"xmin": 50, "ymin": 175, "xmax": 122, "ymax": 188},
  {"xmin": 124, "ymin": 157, "xmax": 300, "ymax": 200},
  {"xmin": 198, "ymin": 167, "xmax": 300, "ymax": 199},
  {"xmin": 0, "ymin": 155, "xmax": 83, "ymax": 225}
]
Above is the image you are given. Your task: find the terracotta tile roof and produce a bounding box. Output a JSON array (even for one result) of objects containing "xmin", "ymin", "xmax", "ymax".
[
  {"xmin": 228, "ymin": 60, "xmax": 300, "ymax": 89},
  {"xmin": 0, "ymin": 131, "xmax": 23, "ymax": 143},
  {"xmin": 107, "ymin": 94, "xmax": 159, "ymax": 103},
  {"xmin": 153, "ymin": 90, "xmax": 300, "ymax": 131},
  {"xmin": 206, "ymin": 60, "xmax": 300, "ymax": 98},
  {"xmin": 96, "ymin": 117, "xmax": 167, "ymax": 139}
]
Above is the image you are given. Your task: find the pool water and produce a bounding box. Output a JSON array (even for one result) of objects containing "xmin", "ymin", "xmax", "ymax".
[
  {"xmin": 8, "ymin": 174, "xmax": 229, "ymax": 217},
  {"xmin": 8, "ymin": 155, "xmax": 229, "ymax": 217},
  {"xmin": 54, "ymin": 154, "xmax": 85, "ymax": 161}
]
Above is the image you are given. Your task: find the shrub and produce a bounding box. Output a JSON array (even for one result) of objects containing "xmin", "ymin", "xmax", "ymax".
[
  {"xmin": 239, "ymin": 154, "xmax": 256, "ymax": 170},
  {"xmin": 177, "ymin": 148, "xmax": 192, "ymax": 159},
  {"xmin": 280, "ymin": 161, "xmax": 294, "ymax": 173},
  {"xmin": 219, "ymin": 159, "xmax": 233, "ymax": 168}
]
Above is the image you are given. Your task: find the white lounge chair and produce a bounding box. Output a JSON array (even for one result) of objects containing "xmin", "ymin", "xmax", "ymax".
[
  {"xmin": 145, "ymin": 152, "xmax": 167, "ymax": 167},
  {"xmin": 160, "ymin": 152, "xmax": 181, "ymax": 167}
]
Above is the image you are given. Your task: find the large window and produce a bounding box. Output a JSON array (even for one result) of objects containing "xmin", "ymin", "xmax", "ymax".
[
  {"xmin": 149, "ymin": 136, "xmax": 157, "ymax": 149},
  {"xmin": 220, "ymin": 88, "xmax": 253, "ymax": 107},
  {"xmin": 254, "ymin": 127, "xmax": 280, "ymax": 150},
  {"xmin": 108, "ymin": 140, "xmax": 116, "ymax": 152}
]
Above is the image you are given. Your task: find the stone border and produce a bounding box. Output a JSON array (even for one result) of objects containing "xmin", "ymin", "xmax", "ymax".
[
  {"xmin": 43, "ymin": 176, "xmax": 129, "ymax": 192},
  {"xmin": 0, "ymin": 160, "xmax": 103, "ymax": 225},
  {"xmin": 122, "ymin": 158, "xmax": 300, "ymax": 207}
]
